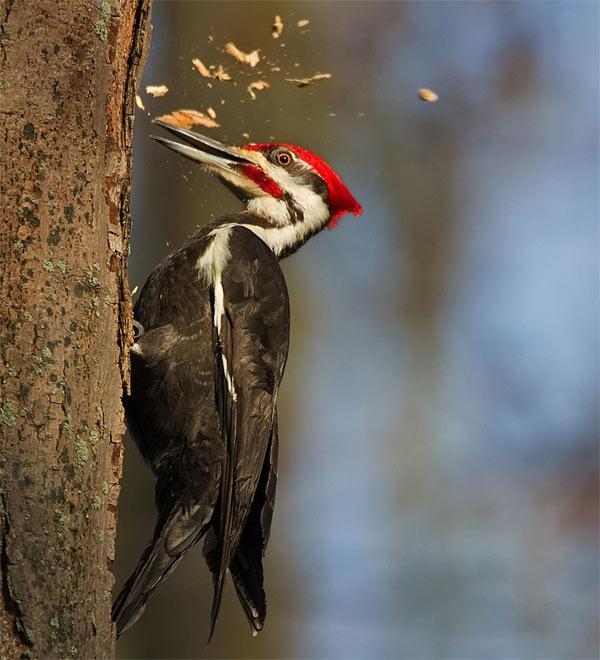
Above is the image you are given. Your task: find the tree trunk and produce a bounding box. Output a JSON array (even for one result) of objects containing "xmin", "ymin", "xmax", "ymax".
[{"xmin": 0, "ymin": 1, "xmax": 151, "ymax": 657}]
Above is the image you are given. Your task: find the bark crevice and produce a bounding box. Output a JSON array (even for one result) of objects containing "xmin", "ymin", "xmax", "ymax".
[{"xmin": 0, "ymin": 494, "xmax": 33, "ymax": 648}]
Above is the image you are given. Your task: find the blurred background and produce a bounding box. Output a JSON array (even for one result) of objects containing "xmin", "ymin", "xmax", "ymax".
[{"xmin": 114, "ymin": 2, "xmax": 599, "ymax": 658}]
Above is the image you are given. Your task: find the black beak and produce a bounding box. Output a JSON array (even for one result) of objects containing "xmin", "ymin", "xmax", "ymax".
[{"xmin": 151, "ymin": 120, "xmax": 253, "ymax": 168}]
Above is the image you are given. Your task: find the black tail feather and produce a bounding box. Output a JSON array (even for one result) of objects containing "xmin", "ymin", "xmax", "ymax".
[
  {"xmin": 230, "ymin": 545, "xmax": 266, "ymax": 634},
  {"xmin": 201, "ymin": 431, "xmax": 276, "ymax": 642},
  {"xmin": 201, "ymin": 516, "xmax": 266, "ymax": 642},
  {"xmin": 225, "ymin": 447, "xmax": 272, "ymax": 635},
  {"xmin": 112, "ymin": 502, "xmax": 213, "ymax": 637}
]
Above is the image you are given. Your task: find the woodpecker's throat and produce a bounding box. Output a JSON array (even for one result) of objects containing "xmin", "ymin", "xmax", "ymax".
[{"xmin": 244, "ymin": 196, "xmax": 329, "ymax": 258}]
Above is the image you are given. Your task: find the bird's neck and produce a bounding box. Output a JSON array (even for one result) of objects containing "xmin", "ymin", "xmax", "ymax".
[{"xmin": 240, "ymin": 191, "xmax": 330, "ymax": 258}]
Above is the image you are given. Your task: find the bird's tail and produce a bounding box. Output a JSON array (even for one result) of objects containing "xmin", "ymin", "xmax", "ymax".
[
  {"xmin": 112, "ymin": 502, "xmax": 213, "ymax": 637},
  {"xmin": 202, "ymin": 514, "xmax": 267, "ymax": 637},
  {"xmin": 230, "ymin": 531, "xmax": 267, "ymax": 635},
  {"xmin": 201, "ymin": 470, "xmax": 269, "ymax": 638},
  {"xmin": 202, "ymin": 521, "xmax": 266, "ymax": 644}
]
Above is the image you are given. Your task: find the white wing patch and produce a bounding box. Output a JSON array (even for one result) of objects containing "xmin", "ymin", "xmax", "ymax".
[
  {"xmin": 197, "ymin": 225, "xmax": 233, "ymax": 334},
  {"xmin": 197, "ymin": 226, "xmax": 233, "ymax": 286},
  {"xmin": 220, "ymin": 354, "xmax": 237, "ymax": 401},
  {"xmin": 197, "ymin": 226, "xmax": 237, "ymax": 399}
]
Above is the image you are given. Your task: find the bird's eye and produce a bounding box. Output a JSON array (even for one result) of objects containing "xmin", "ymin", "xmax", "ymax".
[{"xmin": 275, "ymin": 151, "xmax": 293, "ymax": 166}]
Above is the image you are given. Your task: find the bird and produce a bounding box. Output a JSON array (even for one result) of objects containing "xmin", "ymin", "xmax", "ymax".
[{"xmin": 112, "ymin": 119, "xmax": 362, "ymax": 642}]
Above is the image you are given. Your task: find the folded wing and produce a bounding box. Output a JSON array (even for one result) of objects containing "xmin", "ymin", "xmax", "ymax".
[{"xmin": 205, "ymin": 226, "xmax": 290, "ymax": 641}]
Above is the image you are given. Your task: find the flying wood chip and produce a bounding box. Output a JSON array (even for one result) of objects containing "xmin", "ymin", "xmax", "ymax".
[
  {"xmin": 297, "ymin": 19, "xmax": 310, "ymax": 28},
  {"xmin": 247, "ymin": 80, "xmax": 269, "ymax": 101},
  {"xmin": 246, "ymin": 51, "xmax": 260, "ymax": 67},
  {"xmin": 156, "ymin": 109, "xmax": 220, "ymax": 130},
  {"xmin": 192, "ymin": 58, "xmax": 211, "ymax": 78},
  {"xmin": 135, "ymin": 94, "xmax": 145, "ymax": 110},
  {"xmin": 146, "ymin": 85, "xmax": 169, "ymax": 97},
  {"xmin": 418, "ymin": 88, "xmax": 439, "ymax": 102},
  {"xmin": 285, "ymin": 73, "xmax": 331, "ymax": 88},
  {"xmin": 272, "ymin": 15, "xmax": 283, "ymax": 38},
  {"xmin": 225, "ymin": 41, "xmax": 260, "ymax": 67},
  {"xmin": 207, "ymin": 107, "xmax": 217, "ymax": 119},
  {"xmin": 214, "ymin": 65, "xmax": 232, "ymax": 81}
]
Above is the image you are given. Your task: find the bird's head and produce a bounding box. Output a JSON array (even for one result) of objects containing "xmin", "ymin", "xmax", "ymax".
[{"xmin": 153, "ymin": 120, "xmax": 361, "ymax": 255}]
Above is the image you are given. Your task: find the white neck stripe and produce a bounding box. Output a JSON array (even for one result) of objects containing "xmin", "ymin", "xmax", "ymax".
[{"xmin": 245, "ymin": 191, "xmax": 329, "ymax": 256}]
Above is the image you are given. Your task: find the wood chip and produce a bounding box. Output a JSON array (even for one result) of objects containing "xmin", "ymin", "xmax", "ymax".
[
  {"xmin": 192, "ymin": 58, "xmax": 211, "ymax": 77},
  {"xmin": 146, "ymin": 84, "xmax": 169, "ymax": 97},
  {"xmin": 135, "ymin": 94, "xmax": 145, "ymax": 110},
  {"xmin": 270, "ymin": 66, "xmax": 281, "ymax": 72},
  {"xmin": 207, "ymin": 107, "xmax": 217, "ymax": 119},
  {"xmin": 214, "ymin": 65, "xmax": 232, "ymax": 81},
  {"xmin": 297, "ymin": 19, "xmax": 310, "ymax": 28},
  {"xmin": 247, "ymin": 80, "xmax": 269, "ymax": 101},
  {"xmin": 285, "ymin": 73, "xmax": 331, "ymax": 88},
  {"xmin": 272, "ymin": 15, "xmax": 283, "ymax": 38},
  {"xmin": 156, "ymin": 109, "xmax": 220, "ymax": 129},
  {"xmin": 225, "ymin": 41, "xmax": 260, "ymax": 67},
  {"xmin": 418, "ymin": 88, "xmax": 439, "ymax": 102},
  {"xmin": 194, "ymin": 58, "xmax": 233, "ymax": 82},
  {"xmin": 242, "ymin": 132, "xmax": 250, "ymax": 139},
  {"xmin": 245, "ymin": 50, "xmax": 260, "ymax": 68}
]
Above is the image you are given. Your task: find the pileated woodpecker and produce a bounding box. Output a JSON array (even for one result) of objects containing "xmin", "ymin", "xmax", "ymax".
[{"xmin": 113, "ymin": 120, "xmax": 361, "ymax": 641}]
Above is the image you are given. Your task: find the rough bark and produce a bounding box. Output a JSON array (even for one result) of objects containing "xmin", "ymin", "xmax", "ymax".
[{"xmin": 0, "ymin": 1, "xmax": 151, "ymax": 657}]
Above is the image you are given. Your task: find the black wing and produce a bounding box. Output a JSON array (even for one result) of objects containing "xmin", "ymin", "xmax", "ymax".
[
  {"xmin": 113, "ymin": 228, "xmax": 223, "ymax": 635},
  {"xmin": 206, "ymin": 226, "xmax": 289, "ymax": 640}
]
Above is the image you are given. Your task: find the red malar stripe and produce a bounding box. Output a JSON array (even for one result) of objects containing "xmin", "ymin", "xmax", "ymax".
[{"xmin": 241, "ymin": 165, "xmax": 284, "ymax": 198}]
